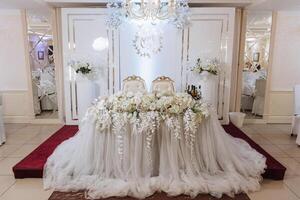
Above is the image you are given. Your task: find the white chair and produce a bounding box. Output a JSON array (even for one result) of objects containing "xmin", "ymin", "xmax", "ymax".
[
  {"xmin": 0, "ymin": 94, "xmax": 6, "ymax": 145},
  {"xmin": 151, "ymin": 76, "xmax": 175, "ymax": 95},
  {"xmin": 32, "ymin": 80, "xmax": 41, "ymax": 115},
  {"xmin": 241, "ymin": 95, "xmax": 254, "ymax": 112},
  {"xmin": 292, "ymin": 85, "xmax": 300, "ymax": 145},
  {"xmin": 252, "ymin": 79, "xmax": 266, "ymax": 116},
  {"xmin": 122, "ymin": 75, "xmax": 147, "ymax": 94}
]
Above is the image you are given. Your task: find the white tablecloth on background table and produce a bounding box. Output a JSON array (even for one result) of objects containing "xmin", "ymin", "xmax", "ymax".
[{"xmin": 0, "ymin": 106, "xmax": 6, "ymax": 145}]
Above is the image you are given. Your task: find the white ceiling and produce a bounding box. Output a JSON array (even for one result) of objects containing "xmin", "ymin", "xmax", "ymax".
[
  {"xmin": 0, "ymin": 0, "xmax": 300, "ymax": 11},
  {"xmin": 0, "ymin": 0, "xmax": 51, "ymax": 18},
  {"xmin": 0, "ymin": 0, "xmax": 48, "ymax": 9},
  {"xmin": 248, "ymin": 0, "xmax": 300, "ymax": 10}
]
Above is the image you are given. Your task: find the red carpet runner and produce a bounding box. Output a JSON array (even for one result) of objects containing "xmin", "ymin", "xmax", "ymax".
[
  {"xmin": 13, "ymin": 124, "xmax": 286, "ymax": 180},
  {"xmin": 13, "ymin": 125, "xmax": 78, "ymax": 179},
  {"xmin": 223, "ymin": 123, "xmax": 286, "ymax": 180}
]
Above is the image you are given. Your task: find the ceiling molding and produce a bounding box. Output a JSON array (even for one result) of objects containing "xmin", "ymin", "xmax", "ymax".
[{"xmin": 45, "ymin": 0, "xmax": 253, "ymax": 8}]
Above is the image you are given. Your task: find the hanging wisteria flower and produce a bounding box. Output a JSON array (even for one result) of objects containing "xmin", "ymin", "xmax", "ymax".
[
  {"xmin": 192, "ymin": 58, "xmax": 220, "ymax": 75},
  {"xmin": 89, "ymin": 92, "xmax": 210, "ymax": 133},
  {"xmin": 85, "ymin": 92, "xmax": 210, "ymax": 159}
]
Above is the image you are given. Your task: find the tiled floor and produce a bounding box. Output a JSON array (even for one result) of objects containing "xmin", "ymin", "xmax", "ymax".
[
  {"xmin": 0, "ymin": 123, "xmax": 63, "ymax": 200},
  {"xmin": 240, "ymin": 124, "xmax": 300, "ymax": 200},
  {"xmin": 0, "ymin": 123, "xmax": 299, "ymax": 200},
  {"xmin": 35, "ymin": 111, "xmax": 59, "ymax": 119}
]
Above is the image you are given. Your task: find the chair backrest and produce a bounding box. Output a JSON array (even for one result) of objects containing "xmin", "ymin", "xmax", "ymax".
[
  {"xmin": 255, "ymin": 79, "xmax": 266, "ymax": 97},
  {"xmin": 151, "ymin": 76, "xmax": 175, "ymax": 95},
  {"xmin": 295, "ymin": 85, "xmax": 300, "ymax": 115},
  {"xmin": 122, "ymin": 75, "xmax": 147, "ymax": 94}
]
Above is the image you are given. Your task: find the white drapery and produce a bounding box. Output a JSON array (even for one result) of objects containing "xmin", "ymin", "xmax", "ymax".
[{"xmin": 44, "ymin": 108, "xmax": 266, "ymax": 199}]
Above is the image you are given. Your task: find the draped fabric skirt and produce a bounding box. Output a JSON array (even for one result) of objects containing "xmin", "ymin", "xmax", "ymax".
[{"xmin": 43, "ymin": 110, "xmax": 266, "ymax": 199}]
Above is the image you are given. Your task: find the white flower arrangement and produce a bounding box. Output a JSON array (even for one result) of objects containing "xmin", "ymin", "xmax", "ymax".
[
  {"xmin": 191, "ymin": 58, "xmax": 220, "ymax": 76},
  {"xmin": 69, "ymin": 59, "xmax": 99, "ymax": 80},
  {"xmin": 84, "ymin": 92, "xmax": 210, "ymax": 161},
  {"xmin": 87, "ymin": 92, "xmax": 210, "ymax": 133}
]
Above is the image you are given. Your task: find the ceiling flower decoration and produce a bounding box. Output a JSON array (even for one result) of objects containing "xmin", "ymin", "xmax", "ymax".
[{"xmin": 106, "ymin": 0, "xmax": 190, "ymax": 29}]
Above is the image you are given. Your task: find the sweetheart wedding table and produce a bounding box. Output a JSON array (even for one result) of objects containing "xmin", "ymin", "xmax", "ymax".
[{"xmin": 44, "ymin": 92, "xmax": 266, "ymax": 199}]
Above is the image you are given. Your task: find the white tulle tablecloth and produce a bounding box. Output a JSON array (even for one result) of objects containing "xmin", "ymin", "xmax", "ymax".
[{"xmin": 44, "ymin": 94, "xmax": 266, "ymax": 199}]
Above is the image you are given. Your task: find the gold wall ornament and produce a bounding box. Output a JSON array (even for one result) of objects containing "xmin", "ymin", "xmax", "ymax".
[{"xmin": 132, "ymin": 25, "xmax": 163, "ymax": 58}]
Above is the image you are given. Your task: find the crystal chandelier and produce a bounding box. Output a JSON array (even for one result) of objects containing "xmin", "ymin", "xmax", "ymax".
[{"xmin": 106, "ymin": 0, "xmax": 190, "ymax": 29}]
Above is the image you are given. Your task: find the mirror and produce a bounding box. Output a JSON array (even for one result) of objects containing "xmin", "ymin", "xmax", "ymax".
[
  {"xmin": 26, "ymin": 10, "xmax": 59, "ymax": 119},
  {"xmin": 240, "ymin": 11, "xmax": 272, "ymax": 119}
]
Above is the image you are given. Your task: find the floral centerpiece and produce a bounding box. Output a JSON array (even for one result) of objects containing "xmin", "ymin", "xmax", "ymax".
[
  {"xmin": 87, "ymin": 92, "xmax": 209, "ymax": 137},
  {"xmin": 69, "ymin": 59, "xmax": 99, "ymax": 80},
  {"xmin": 85, "ymin": 91, "xmax": 210, "ymax": 161},
  {"xmin": 191, "ymin": 58, "xmax": 220, "ymax": 75}
]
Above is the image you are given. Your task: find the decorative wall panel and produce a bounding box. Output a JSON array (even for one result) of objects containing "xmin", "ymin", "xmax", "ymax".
[
  {"xmin": 61, "ymin": 8, "xmax": 235, "ymax": 125},
  {"xmin": 117, "ymin": 23, "xmax": 183, "ymax": 91},
  {"xmin": 61, "ymin": 8, "xmax": 109, "ymax": 125},
  {"xmin": 183, "ymin": 8, "xmax": 235, "ymax": 123}
]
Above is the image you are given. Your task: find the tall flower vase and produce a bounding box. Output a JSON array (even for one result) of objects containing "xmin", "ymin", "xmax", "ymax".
[
  {"xmin": 76, "ymin": 75, "xmax": 97, "ymax": 121},
  {"xmin": 198, "ymin": 71, "xmax": 218, "ymax": 109}
]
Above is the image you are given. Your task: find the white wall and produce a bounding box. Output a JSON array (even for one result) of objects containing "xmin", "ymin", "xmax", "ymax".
[
  {"xmin": 266, "ymin": 11, "xmax": 300, "ymax": 123},
  {"xmin": 0, "ymin": 9, "xmax": 28, "ymax": 91},
  {"xmin": 0, "ymin": 9, "xmax": 31, "ymax": 123},
  {"xmin": 119, "ymin": 23, "xmax": 182, "ymax": 91},
  {"xmin": 61, "ymin": 8, "xmax": 109, "ymax": 124},
  {"xmin": 270, "ymin": 11, "xmax": 300, "ymax": 91}
]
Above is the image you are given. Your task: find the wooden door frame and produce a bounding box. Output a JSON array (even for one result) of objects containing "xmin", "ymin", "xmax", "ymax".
[
  {"xmin": 234, "ymin": 10, "xmax": 277, "ymax": 124},
  {"xmin": 22, "ymin": 9, "xmax": 64, "ymax": 124}
]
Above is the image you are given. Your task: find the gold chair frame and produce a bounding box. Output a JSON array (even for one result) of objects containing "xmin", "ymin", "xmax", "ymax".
[
  {"xmin": 151, "ymin": 76, "xmax": 175, "ymax": 94},
  {"xmin": 122, "ymin": 75, "xmax": 146, "ymax": 93}
]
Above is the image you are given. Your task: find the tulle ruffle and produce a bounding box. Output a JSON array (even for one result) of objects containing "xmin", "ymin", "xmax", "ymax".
[{"xmin": 43, "ymin": 109, "xmax": 266, "ymax": 199}]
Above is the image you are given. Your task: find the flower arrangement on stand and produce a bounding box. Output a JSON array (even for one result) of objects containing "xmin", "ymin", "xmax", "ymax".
[
  {"xmin": 191, "ymin": 58, "xmax": 220, "ymax": 76},
  {"xmin": 69, "ymin": 59, "xmax": 100, "ymax": 80}
]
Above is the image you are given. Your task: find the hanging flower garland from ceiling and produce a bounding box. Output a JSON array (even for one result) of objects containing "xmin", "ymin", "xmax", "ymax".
[{"xmin": 106, "ymin": 0, "xmax": 190, "ymax": 29}]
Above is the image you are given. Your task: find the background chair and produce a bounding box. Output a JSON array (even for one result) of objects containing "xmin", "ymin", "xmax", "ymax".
[
  {"xmin": 252, "ymin": 79, "xmax": 266, "ymax": 116},
  {"xmin": 0, "ymin": 94, "xmax": 6, "ymax": 145},
  {"xmin": 292, "ymin": 85, "xmax": 300, "ymax": 144},
  {"xmin": 151, "ymin": 76, "xmax": 175, "ymax": 95},
  {"xmin": 122, "ymin": 75, "xmax": 147, "ymax": 93},
  {"xmin": 241, "ymin": 95, "xmax": 254, "ymax": 112}
]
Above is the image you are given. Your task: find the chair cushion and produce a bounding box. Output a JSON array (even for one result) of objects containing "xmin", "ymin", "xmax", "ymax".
[
  {"xmin": 151, "ymin": 80, "xmax": 175, "ymax": 95},
  {"xmin": 123, "ymin": 80, "xmax": 146, "ymax": 93},
  {"xmin": 122, "ymin": 76, "xmax": 147, "ymax": 94}
]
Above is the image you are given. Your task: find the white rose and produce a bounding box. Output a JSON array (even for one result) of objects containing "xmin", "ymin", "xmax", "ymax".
[
  {"xmin": 149, "ymin": 103, "xmax": 156, "ymax": 111},
  {"xmin": 126, "ymin": 92, "xmax": 134, "ymax": 98}
]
